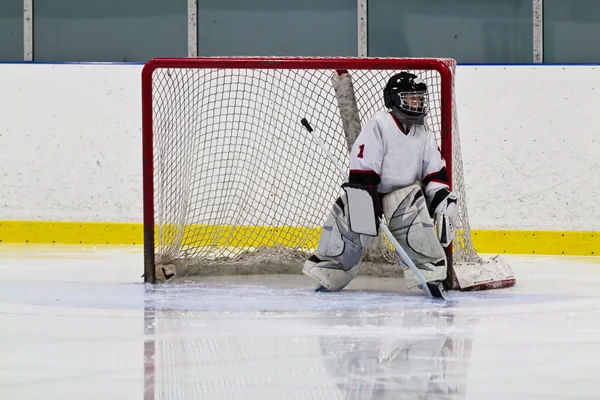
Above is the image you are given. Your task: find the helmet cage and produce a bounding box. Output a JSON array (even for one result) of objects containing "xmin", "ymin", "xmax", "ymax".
[{"xmin": 398, "ymin": 91, "xmax": 428, "ymax": 116}]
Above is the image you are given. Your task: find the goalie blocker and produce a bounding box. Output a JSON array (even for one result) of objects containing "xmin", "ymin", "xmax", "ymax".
[{"xmin": 342, "ymin": 182, "xmax": 381, "ymax": 237}]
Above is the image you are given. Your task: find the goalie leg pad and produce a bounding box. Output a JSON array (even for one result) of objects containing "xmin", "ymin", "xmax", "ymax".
[
  {"xmin": 382, "ymin": 184, "xmax": 447, "ymax": 280},
  {"xmin": 429, "ymin": 188, "xmax": 458, "ymax": 247},
  {"xmin": 303, "ymin": 257, "xmax": 361, "ymax": 292},
  {"xmin": 302, "ymin": 194, "xmax": 373, "ymax": 291}
]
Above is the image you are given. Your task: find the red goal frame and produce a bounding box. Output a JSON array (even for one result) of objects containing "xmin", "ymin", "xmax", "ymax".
[{"xmin": 141, "ymin": 57, "xmax": 454, "ymax": 283}]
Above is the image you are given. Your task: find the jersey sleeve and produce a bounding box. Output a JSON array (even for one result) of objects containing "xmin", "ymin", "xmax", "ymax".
[
  {"xmin": 348, "ymin": 115, "xmax": 384, "ymax": 186},
  {"xmin": 421, "ymin": 132, "xmax": 451, "ymax": 202}
]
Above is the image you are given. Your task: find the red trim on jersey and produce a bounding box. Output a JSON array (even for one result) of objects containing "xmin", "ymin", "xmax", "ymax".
[
  {"xmin": 390, "ymin": 113, "xmax": 404, "ymax": 132},
  {"xmin": 389, "ymin": 112, "xmax": 411, "ymax": 135},
  {"xmin": 423, "ymin": 170, "xmax": 438, "ymax": 181},
  {"xmin": 423, "ymin": 168, "xmax": 450, "ymax": 187}
]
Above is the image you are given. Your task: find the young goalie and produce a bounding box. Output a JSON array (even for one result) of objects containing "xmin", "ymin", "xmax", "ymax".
[{"xmin": 303, "ymin": 72, "xmax": 458, "ymax": 293}]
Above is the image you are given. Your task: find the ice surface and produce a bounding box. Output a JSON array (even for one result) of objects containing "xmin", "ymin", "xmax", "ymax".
[{"xmin": 1, "ymin": 244, "xmax": 599, "ymax": 399}]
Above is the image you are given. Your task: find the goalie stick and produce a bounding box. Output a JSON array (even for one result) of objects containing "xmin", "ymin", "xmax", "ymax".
[{"xmin": 300, "ymin": 117, "xmax": 445, "ymax": 300}]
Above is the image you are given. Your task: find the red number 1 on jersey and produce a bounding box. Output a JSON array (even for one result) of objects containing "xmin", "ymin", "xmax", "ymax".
[{"xmin": 357, "ymin": 144, "xmax": 365, "ymax": 158}]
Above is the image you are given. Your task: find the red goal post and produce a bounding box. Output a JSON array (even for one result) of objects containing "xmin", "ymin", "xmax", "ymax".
[{"xmin": 141, "ymin": 56, "xmax": 514, "ymax": 291}]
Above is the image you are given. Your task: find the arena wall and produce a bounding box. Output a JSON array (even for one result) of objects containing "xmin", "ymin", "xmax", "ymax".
[{"xmin": 0, "ymin": 63, "xmax": 598, "ymax": 255}]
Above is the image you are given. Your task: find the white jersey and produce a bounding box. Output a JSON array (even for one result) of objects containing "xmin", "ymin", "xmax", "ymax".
[{"xmin": 349, "ymin": 111, "xmax": 449, "ymax": 200}]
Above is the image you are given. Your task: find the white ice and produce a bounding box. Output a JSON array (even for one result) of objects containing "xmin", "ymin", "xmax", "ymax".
[{"xmin": 1, "ymin": 244, "xmax": 599, "ymax": 400}]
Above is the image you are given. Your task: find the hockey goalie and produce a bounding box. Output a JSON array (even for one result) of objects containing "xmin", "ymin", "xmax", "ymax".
[{"xmin": 303, "ymin": 71, "xmax": 514, "ymax": 293}]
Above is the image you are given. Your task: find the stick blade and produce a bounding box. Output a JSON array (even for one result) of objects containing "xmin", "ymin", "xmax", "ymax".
[{"xmin": 426, "ymin": 282, "xmax": 446, "ymax": 300}]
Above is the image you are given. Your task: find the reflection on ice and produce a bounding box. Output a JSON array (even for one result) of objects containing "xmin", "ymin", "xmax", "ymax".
[{"xmin": 143, "ymin": 277, "xmax": 478, "ymax": 400}]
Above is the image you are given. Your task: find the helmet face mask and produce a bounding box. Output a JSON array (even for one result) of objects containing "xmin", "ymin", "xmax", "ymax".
[
  {"xmin": 400, "ymin": 91, "xmax": 427, "ymax": 115},
  {"xmin": 383, "ymin": 72, "xmax": 429, "ymax": 117}
]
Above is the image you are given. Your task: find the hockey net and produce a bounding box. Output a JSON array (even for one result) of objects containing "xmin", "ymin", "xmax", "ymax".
[{"xmin": 142, "ymin": 57, "xmax": 514, "ymax": 289}]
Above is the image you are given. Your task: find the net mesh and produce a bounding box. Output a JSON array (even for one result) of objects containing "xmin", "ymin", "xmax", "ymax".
[{"xmin": 146, "ymin": 57, "xmax": 481, "ymax": 280}]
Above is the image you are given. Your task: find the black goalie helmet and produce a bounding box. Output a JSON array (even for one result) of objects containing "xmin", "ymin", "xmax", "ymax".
[{"xmin": 383, "ymin": 72, "xmax": 428, "ymax": 117}]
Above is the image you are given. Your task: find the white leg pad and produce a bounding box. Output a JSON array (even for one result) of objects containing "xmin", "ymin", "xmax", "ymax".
[
  {"xmin": 302, "ymin": 260, "xmax": 360, "ymax": 292},
  {"xmin": 303, "ymin": 194, "xmax": 373, "ymax": 291},
  {"xmin": 382, "ymin": 184, "xmax": 447, "ymax": 281}
]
